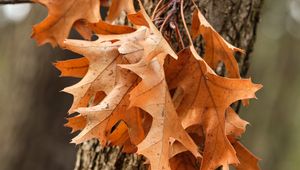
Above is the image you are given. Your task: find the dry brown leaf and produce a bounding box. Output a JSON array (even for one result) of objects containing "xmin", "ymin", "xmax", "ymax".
[
  {"xmin": 61, "ymin": 29, "xmax": 146, "ymax": 143},
  {"xmin": 74, "ymin": 20, "xmax": 136, "ymax": 40},
  {"xmin": 62, "ymin": 40, "xmax": 120, "ymax": 113},
  {"xmin": 170, "ymin": 151, "xmax": 199, "ymax": 170},
  {"xmin": 32, "ymin": 0, "xmax": 100, "ymax": 47},
  {"xmin": 106, "ymin": 97, "xmax": 148, "ymax": 146},
  {"xmin": 51, "ymin": 1, "xmax": 263, "ymax": 169},
  {"xmin": 90, "ymin": 21, "xmax": 136, "ymax": 35},
  {"xmin": 225, "ymin": 108, "xmax": 249, "ymax": 138},
  {"xmin": 121, "ymin": 54, "xmax": 201, "ymax": 170},
  {"xmin": 62, "ymin": 16, "xmax": 179, "ymax": 148},
  {"xmin": 233, "ymin": 141, "xmax": 260, "ymax": 170},
  {"xmin": 191, "ymin": 9, "xmax": 243, "ymax": 78},
  {"xmin": 108, "ymin": 121, "xmax": 137, "ymax": 153},
  {"xmin": 74, "ymin": 20, "xmax": 94, "ymax": 40},
  {"xmin": 166, "ymin": 47, "xmax": 261, "ymax": 170},
  {"xmin": 106, "ymin": 0, "xmax": 136, "ymax": 23},
  {"xmin": 116, "ymin": 6, "xmax": 201, "ymax": 169},
  {"xmin": 54, "ymin": 57, "xmax": 89, "ymax": 78},
  {"xmin": 71, "ymin": 65, "xmax": 137, "ymax": 144},
  {"xmin": 62, "ymin": 27, "xmax": 149, "ymax": 114},
  {"xmin": 65, "ymin": 115, "xmax": 87, "ymax": 133},
  {"xmin": 128, "ymin": 12, "xmax": 150, "ymax": 28}
]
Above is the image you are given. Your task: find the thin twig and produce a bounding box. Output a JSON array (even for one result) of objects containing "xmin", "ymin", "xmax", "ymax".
[
  {"xmin": 174, "ymin": 22, "xmax": 185, "ymax": 49},
  {"xmin": 180, "ymin": 0, "xmax": 193, "ymax": 46},
  {"xmin": 151, "ymin": 0, "xmax": 164, "ymax": 19},
  {"xmin": 159, "ymin": 1, "xmax": 177, "ymax": 32},
  {"xmin": 153, "ymin": 1, "xmax": 173, "ymax": 20},
  {"xmin": 159, "ymin": 13, "xmax": 173, "ymax": 32}
]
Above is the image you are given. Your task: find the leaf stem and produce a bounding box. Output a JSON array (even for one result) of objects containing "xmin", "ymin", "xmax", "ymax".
[
  {"xmin": 180, "ymin": 0, "xmax": 193, "ymax": 46},
  {"xmin": 159, "ymin": 12, "xmax": 173, "ymax": 32},
  {"xmin": 151, "ymin": 0, "xmax": 164, "ymax": 19},
  {"xmin": 174, "ymin": 22, "xmax": 185, "ymax": 49},
  {"xmin": 153, "ymin": 0, "xmax": 173, "ymax": 20}
]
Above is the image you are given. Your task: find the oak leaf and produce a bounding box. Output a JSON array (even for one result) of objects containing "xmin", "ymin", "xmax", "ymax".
[
  {"xmin": 170, "ymin": 151, "xmax": 199, "ymax": 170},
  {"xmin": 61, "ymin": 28, "xmax": 146, "ymax": 144},
  {"xmin": 62, "ymin": 19, "xmax": 181, "ymax": 154},
  {"xmin": 32, "ymin": 0, "xmax": 100, "ymax": 46},
  {"xmin": 106, "ymin": 0, "xmax": 136, "ymax": 23},
  {"xmin": 51, "ymin": 1, "xmax": 263, "ymax": 170},
  {"xmin": 54, "ymin": 57, "xmax": 88, "ymax": 78},
  {"xmin": 233, "ymin": 141, "xmax": 260, "ymax": 170},
  {"xmin": 73, "ymin": 70, "xmax": 137, "ymax": 144},
  {"xmin": 121, "ymin": 55, "xmax": 201, "ymax": 170},
  {"xmin": 166, "ymin": 47, "xmax": 261, "ymax": 170},
  {"xmin": 74, "ymin": 20, "xmax": 136, "ymax": 40},
  {"xmin": 62, "ymin": 40, "xmax": 120, "ymax": 114},
  {"xmin": 118, "ymin": 7, "xmax": 201, "ymax": 169},
  {"xmin": 64, "ymin": 115, "xmax": 87, "ymax": 133},
  {"xmin": 191, "ymin": 9, "xmax": 243, "ymax": 78},
  {"xmin": 90, "ymin": 21, "xmax": 136, "ymax": 35},
  {"xmin": 225, "ymin": 108, "xmax": 249, "ymax": 138}
]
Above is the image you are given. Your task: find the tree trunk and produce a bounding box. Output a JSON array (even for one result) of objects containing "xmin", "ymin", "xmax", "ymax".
[{"xmin": 74, "ymin": 0, "xmax": 264, "ymax": 169}]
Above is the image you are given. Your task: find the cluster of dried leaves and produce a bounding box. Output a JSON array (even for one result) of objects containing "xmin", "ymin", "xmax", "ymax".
[{"xmin": 31, "ymin": 0, "xmax": 262, "ymax": 169}]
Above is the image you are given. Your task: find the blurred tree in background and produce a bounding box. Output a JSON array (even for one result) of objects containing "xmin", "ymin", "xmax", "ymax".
[
  {"xmin": 0, "ymin": 5, "xmax": 76, "ymax": 170},
  {"xmin": 0, "ymin": 0, "xmax": 300, "ymax": 170},
  {"xmin": 241, "ymin": 0, "xmax": 300, "ymax": 169}
]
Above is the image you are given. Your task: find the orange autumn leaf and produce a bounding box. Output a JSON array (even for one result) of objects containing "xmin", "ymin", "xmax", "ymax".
[
  {"xmin": 170, "ymin": 151, "xmax": 199, "ymax": 170},
  {"xmin": 225, "ymin": 108, "xmax": 249, "ymax": 138},
  {"xmin": 106, "ymin": 98, "xmax": 149, "ymax": 147},
  {"xmin": 90, "ymin": 21, "xmax": 136, "ymax": 35},
  {"xmin": 128, "ymin": 12, "xmax": 150, "ymax": 28},
  {"xmin": 73, "ymin": 20, "xmax": 94, "ymax": 40},
  {"xmin": 61, "ymin": 26, "xmax": 149, "ymax": 114},
  {"xmin": 166, "ymin": 47, "xmax": 261, "ymax": 170},
  {"xmin": 62, "ymin": 29, "xmax": 145, "ymax": 143},
  {"xmin": 45, "ymin": 1, "xmax": 264, "ymax": 169},
  {"xmin": 71, "ymin": 63, "xmax": 138, "ymax": 144},
  {"xmin": 64, "ymin": 115, "xmax": 87, "ymax": 133},
  {"xmin": 118, "ymin": 7, "xmax": 201, "ymax": 169},
  {"xmin": 63, "ymin": 17, "xmax": 179, "ymax": 148},
  {"xmin": 233, "ymin": 141, "xmax": 261, "ymax": 170},
  {"xmin": 121, "ymin": 54, "xmax": 201, "ymax": 170},
  {"xmin": 62, "ymin": 40, "xmax": 120, "ymax": 114},
  {"xmin": 106, "ymin": 0, "xmax": 136, "ymax": 23},
  {"xmin": 191, "ymin": 8, "xmax": 243, "ymax": 78},
  {"xmin": 32, "ymin": 0, "xmax": 100, "ymax": 47},
  {"xmin": 54, "ymin": 57, "xmax": 89, "ymax": 78},
  {"xmin": 74, "ymin": 20, "xmax": 136, "ymax": 40},
  {"xmin": 107, "ymin": 121, "xmax": 137, "ymax": 153}
]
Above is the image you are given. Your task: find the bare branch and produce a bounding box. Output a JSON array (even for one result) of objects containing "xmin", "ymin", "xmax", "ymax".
[{"xmin": 0, "ymin": 0, "xmax": 33, "ymax": 4}]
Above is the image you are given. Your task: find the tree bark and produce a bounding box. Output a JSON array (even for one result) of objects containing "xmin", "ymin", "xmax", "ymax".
[
  {"xmin": 74, "ymin": 0, "xmax": 264, "ymax": 169},
  {"xmin": 74, "ymin": 140, "xmax": 146, "ymax": 170}
]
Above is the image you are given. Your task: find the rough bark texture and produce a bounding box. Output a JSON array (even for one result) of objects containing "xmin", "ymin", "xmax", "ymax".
[
  {"xmin": 74, "ymin": 0, "xmax": 264, "ymax": 170},
  {"xmin": 75, "ymin": 140, "xmax": 146, "ymax": 170}
]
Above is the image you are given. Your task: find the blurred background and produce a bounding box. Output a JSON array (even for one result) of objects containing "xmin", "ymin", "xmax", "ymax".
[{"xmin": 0, "ymin": 0, "xmax": 299, "ymax": 169}]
